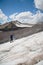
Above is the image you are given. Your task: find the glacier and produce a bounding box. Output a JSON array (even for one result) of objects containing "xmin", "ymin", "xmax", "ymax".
[{"xmin": 0, "ymin": 31, "xmax": 43, "ymax": 65}]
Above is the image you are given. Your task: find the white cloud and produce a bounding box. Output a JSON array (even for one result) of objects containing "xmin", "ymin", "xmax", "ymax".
[
  {"xmin": 9, "ymin": 11, "xmax": 43, "ymax": 24},
  {"xmin": 9, "ymin": 13, "xmax": 18, "ymax": 21},
  {"xmin": 34, "ymin": 0, "xmax": 43, "ymax": 10},
  {"xmin": 0, "ymin": 9, "xmax": 8, "ymax": 24}
]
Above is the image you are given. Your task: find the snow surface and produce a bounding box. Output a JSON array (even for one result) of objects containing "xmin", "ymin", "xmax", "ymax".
[
  {"xmin": 35, "ymin": 61, "xmax": 43, "ymax": 65},
  {"xmin": 0, "ymin": 31, "xmax": 43, "ymax": 65},
  {"xmin": 15, "ymin": 23, "xmax": 33, "ymax": 27}
]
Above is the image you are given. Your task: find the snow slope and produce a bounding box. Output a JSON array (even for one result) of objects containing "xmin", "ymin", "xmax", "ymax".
[
  {"xmin": 15, "ymin": 23, "xmax": 33, "ymax": 27},
  {"xmin": 35, "ymin": 61, "xmax": 43, "ymax": 65},
  {"xmin": 0, "ymin": 31, "xmax": 43, "ymax": 65}
]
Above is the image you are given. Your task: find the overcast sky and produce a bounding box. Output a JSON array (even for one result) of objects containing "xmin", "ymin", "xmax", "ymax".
[{"xmin": 0, "ymin": 0, "xmax": 43, "ymax": 24}]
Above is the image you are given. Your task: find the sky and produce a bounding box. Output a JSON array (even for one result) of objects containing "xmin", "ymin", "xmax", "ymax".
[
  {"xmin": 0, "ymin": 0, "xmax": 43, "ymax": 24},
  {"xmin": 0, "ymin": 0, "xmax": 36, "ymax": 16}
]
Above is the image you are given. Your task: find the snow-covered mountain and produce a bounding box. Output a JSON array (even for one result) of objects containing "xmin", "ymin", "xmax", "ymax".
[
  {"xmin": 0, "ymin": 20, "xmax": 33, "ymax": 30},
  {"xmin": 0, "ymin": 31, "xmax": 43, "ymax": 65}
]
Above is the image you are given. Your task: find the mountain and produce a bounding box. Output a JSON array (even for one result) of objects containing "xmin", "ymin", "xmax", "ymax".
[
  {"xmin": 0, "ymin": 20, "xmax": 33, "ymax": 31},
  {"xmin": 0, "ymin": 21, "xmax": 22, "ymax": 31},
  {"xmin": 32, "ymin": 22, "xmax": 43, "ymax": 32},
  {"xmin": 0, "ymin": 31, "xmax": 43, "ymax": 65},
  {"xmin": 0, "ymin": 21, "xmax": 43, "ymax": 44}
]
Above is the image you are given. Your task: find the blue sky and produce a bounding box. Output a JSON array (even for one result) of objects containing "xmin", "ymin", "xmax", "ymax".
[
  {"xmin": 0, "ymin": 0, "xmax": 37, "ymax": 16},
  {"xmin": 0, "ymin": 0, "xmax": 43, "ymax": 24}
]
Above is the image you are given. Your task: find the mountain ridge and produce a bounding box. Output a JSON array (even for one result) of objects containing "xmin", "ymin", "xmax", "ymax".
[{"xmin": 0, "ymin": 20, "xmax": 33, "ymax": 31}]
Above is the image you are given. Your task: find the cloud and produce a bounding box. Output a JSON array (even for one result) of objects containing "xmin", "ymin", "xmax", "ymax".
[
  {"xmin": 34, "ymin": 0, "xmax": 43, "ymax": 10},
  {"xmin": 0, "ymin": 9, "xmax": 8, "ymax": 24},
  {"xmin": 9, "ymin": 11, "xmax": 43, "ymax": 24},
  {"xmin": 9, "ymin": 13, "xmax": 18, "ymax": 21}
]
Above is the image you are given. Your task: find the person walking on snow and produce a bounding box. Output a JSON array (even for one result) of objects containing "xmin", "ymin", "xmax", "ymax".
[{"xmin": 10, "ymin": 34, "xmax": 13, "ymax": 42}]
